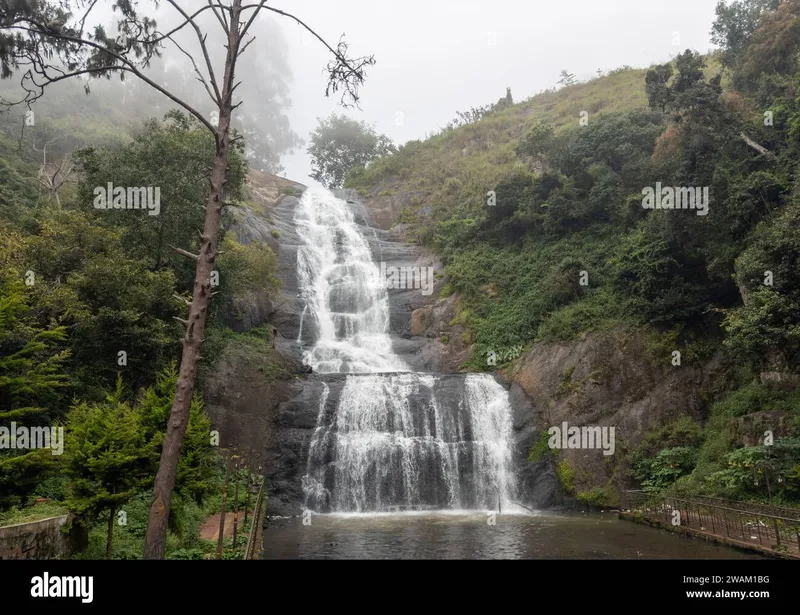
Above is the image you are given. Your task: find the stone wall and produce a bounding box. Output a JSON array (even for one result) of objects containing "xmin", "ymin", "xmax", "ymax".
[{"xmin": 0, "ymin": 515, "xmax": 72, "ymax": 560}]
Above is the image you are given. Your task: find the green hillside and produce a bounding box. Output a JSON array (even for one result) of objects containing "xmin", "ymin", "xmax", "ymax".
[{"xmin": 346, "ymin": 2, "xmax": 800, "ymax": 506}]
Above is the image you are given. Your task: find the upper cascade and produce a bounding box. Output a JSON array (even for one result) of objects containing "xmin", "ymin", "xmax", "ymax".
[{"xmin": 295, "ymin": 186, "xmax": 409, "ymax": 374}]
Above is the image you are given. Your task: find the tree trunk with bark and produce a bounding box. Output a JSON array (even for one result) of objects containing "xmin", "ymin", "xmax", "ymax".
[{"xmin": 143, "ymin": 4, "xmax": 241, "ymax": 560}]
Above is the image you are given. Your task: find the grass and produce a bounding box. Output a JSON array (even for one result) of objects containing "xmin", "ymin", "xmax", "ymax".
[
  {"xmin": 0, "ymin": 501, "xmax": 69, "ymax": 527},
  {"xmin": 346, "ymin": 66, "xmax": 650, "ymax": 199}
]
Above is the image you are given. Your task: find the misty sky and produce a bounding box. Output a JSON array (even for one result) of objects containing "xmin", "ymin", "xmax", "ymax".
[
  {"xmin": 71, "ymin": 0, "xmax": 722, "ymax": 185},
  {"xmin": 275, "ymin": 0, "xmax": 721, "ymax": 185}
]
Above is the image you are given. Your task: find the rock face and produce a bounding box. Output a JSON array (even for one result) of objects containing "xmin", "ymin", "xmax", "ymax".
[
  {"xmin": 212, "ymin": 174, "xmax": 702, "ymax": 516},
  {"xmin": 211, "ymin": 173, "xmax": 730, "ymax": 515},
  {"xmin": 206, "ymin": 176, "xmax": 563, "ymax": 516},
  {"xmin": 508, "ymin": 327, "xmax": 723, "ymax": 504}
]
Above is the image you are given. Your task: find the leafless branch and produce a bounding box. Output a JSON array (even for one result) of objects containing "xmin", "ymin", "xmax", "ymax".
[
  {"xmin": 168, "ymin": 34, "xmax": 220, "ymax": 106},
  {"xmin": 168, "ymin": 245, "xmax": 200, "ymax": 261},
  {"xmin": 4, "ymin": 21, "xmax": 219, "ymax": 137},
  {"xmin": 258, "ymin": 6, "xmax": 375, "ymax": 107},
  {"xmin": 165, "ymin": 0, "xmax": 223, "ymax": 105}
]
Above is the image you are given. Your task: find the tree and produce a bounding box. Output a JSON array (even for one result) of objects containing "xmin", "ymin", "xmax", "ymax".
[
  {"xmin": 137, "ymin": 362, "xmax": 214, "ymax": 510},
  {"xmin": 0, "ymin": 0, "xmax": 374, "ymax": 559},
  {"xmin": 734, "ymin": 0, "xmax": 800, "ymax": 89},
  {"xmin": 645, "ymin": 63, "xmax": 673, "ymax": 112},
  {"xmin": 557, "ymin": 70, "xmax": 576, "ymax": 87},
  {"xmin": 22, "ymin": 210, "xmax": 180, "ymax": 398},
  {"xmin": 64, "ymin": 377, "xmax": 157, "ymax": 558},
  {"xmin": 0, "ymin": 247, "xmax": 69, "ymax": 509},
  {"xmin": 724, "ymin": 200, "xmax": 800, "ymax": 371},
  {"xmin": 493, "ymin": 87, "xmax": 514, "ymax": 112},
  {"xmin": 710, "ymin": 0, "xmax": 781, "ymax": 69},
  {"xmin": 308, "ymin": 113, "xmax": 395, "ymax": 188},
  {"xmin": 516, "ymin": 121, "xmax": 556, "ymax": 172},
  {"xmin": 73, "ymin": 110, "xmax": 247, "ymax": 276}
]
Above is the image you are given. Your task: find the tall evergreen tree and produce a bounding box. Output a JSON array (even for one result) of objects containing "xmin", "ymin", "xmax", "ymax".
[{"xmin": 0, "ymin": 242, "xmax": 69, "ymax": 509}]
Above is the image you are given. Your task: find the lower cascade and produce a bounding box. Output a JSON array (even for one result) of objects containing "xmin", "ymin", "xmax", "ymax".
[{"xmin": 296, "ymin": 186, "xmax": 517, "ymax": 513}]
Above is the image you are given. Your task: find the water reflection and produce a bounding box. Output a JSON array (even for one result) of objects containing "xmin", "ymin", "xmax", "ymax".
[{"xmin": 262, "ymin": 511, "xmax": 765, "ymax": 559}]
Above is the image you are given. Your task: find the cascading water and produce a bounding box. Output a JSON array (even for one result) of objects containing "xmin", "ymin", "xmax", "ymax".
[
  {"xmin": 295, "ymin": 186, "xmax": 407, "ymax": 374},
  {"xmin": 296, "ymin": 186, "xmax": 516, "ymax": 512}
]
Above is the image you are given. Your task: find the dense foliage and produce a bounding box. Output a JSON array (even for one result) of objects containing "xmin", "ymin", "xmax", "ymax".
[
  {"xmin": 346, "ymin": 1, "xmax": 800, "ymax": 504},
  {"xmin": 0, "ymin": 106, "xmax": 280, "ymax": 552}
]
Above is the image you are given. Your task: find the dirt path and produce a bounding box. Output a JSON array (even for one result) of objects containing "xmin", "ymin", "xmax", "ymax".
[{"xmin": 199, "ymin": 511, "xmax": 247, "ymax": 541}]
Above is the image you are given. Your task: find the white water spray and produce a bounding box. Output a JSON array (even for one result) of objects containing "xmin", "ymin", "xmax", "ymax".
[{"xmin": 296, "ymin": 187, "xmax": 516, "ymax": 512}]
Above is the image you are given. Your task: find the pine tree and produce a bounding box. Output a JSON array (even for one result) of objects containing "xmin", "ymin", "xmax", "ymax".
[
  {"xmin": 137, "ymin": 362, "xmax": 214, "ymax": 529},
  {"xmin": 0, "ymin": 263, "xmax": 69, "ymax": 509},
  {"xmin": 64, "ymin": 376, "xmax": 157, "ymax": 557}
]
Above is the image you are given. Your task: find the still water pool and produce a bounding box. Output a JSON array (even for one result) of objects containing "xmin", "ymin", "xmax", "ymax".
[{"xmin": 262, "ymin": 511, "xmax": 764, "ymax": 559}]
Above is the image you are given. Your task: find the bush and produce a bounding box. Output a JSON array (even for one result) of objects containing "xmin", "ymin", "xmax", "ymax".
[{"xmin": 556, "ymin": 460, "xmax": 575, "ymax": 492}]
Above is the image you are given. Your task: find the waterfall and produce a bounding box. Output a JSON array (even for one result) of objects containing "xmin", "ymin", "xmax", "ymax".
[
  {"xmin": 296, "ymin": 186, "xmax": 516, "ymax": 512},
  {"xmin": 294, "ymin": 185, "xmax": 407, "ymax": 373}
]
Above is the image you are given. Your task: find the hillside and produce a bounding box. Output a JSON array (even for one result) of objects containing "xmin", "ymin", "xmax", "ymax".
[{"xmin": 346, "ymin": 32, "xmax": 800, "ymax": 508}]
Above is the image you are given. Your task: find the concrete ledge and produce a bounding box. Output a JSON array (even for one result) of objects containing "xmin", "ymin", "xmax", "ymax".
[{"xmin": 0, "ymin": 515, "xmax": 72, "ymax": 560}]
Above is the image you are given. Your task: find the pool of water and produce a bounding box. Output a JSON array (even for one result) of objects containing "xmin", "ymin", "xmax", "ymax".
[{"xmin": 262, "ymin": 511, "xmax": 765, "ymax": 559}]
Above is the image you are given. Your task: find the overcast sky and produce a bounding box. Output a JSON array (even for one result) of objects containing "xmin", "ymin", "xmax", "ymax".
[{"xmin": 274, "ymin": 0, "xmax": 721, "ymax": 185}]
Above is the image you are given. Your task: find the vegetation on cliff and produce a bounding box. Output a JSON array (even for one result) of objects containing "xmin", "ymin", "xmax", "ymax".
[{"xmin": 346, "ymin": 0, "xmax": 800, "ymax": 505}]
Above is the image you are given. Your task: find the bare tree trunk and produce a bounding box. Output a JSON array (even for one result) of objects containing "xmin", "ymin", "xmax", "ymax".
[
  {"xmin": 740, "ymin": 132, "xmax": 775, "ymax": 158},
  {"xmin": 216, "ymin": 455, "xmax": 232, "ymax": 559},
  {"xmin": 143, "ymin": 4, "xmax": 241, "ymax": 560},
  {"xmin": 106, "ymin": 507, "xmax": 115, "ymax": 559}
]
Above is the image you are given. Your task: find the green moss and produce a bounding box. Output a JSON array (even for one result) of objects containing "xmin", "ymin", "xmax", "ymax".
[
  {"xmin": 271, "ymin": 228, "xmax": 280, "ymax": 238},
  {"xmin": 0, "ymin": 501, "xmax": 68, "ymax": 527},
  {"xmin": 527, "ymin": 430, "xmax": 553, "ymax": 463},
  {"xmin": 556, "ymin": 459, "xmax": 575, "ymax": 493},
  {"xmin": 439, "ymin": 283, "xmax": 455, "ymax": 299},
  {"xmin": 576, "ymin": 486, "xmax": 619, "ymax": 507},
  {"xmin": 280, "ymin": 186, "xmax": 297, "ymax": 196},
  {"xmin": 554, "ymin": 365, "xmax": 578, "ymax": 399},
  {"xmin": 200, "ymin": 326, "xmax": 289, "ymax": 384}
]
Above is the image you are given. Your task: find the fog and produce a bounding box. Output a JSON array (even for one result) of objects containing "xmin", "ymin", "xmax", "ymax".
[
  {"xmin": 42, "ymin": 0, "xmax": 721, "ymax": 184},
  {"xmin": 275, "ymin": 0, "xmax": 720, "ymax": 184}
]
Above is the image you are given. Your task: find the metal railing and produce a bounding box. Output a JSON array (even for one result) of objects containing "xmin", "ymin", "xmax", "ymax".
[
  {"xmin": 244, "ymin": 477, "xmax": 266, "ymax": 560},
  {"xmin": 623, "ymin": 491, "xmax": 800, "ymax": 556},
  {"xmin": 688, "ymin": 495, "xmax": 800, "ymax": 520}
]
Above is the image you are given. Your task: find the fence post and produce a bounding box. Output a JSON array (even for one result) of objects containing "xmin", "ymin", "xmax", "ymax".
[{"xmin": 773, "ymin": 518, "xmax": 781, "ymax": 547}]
